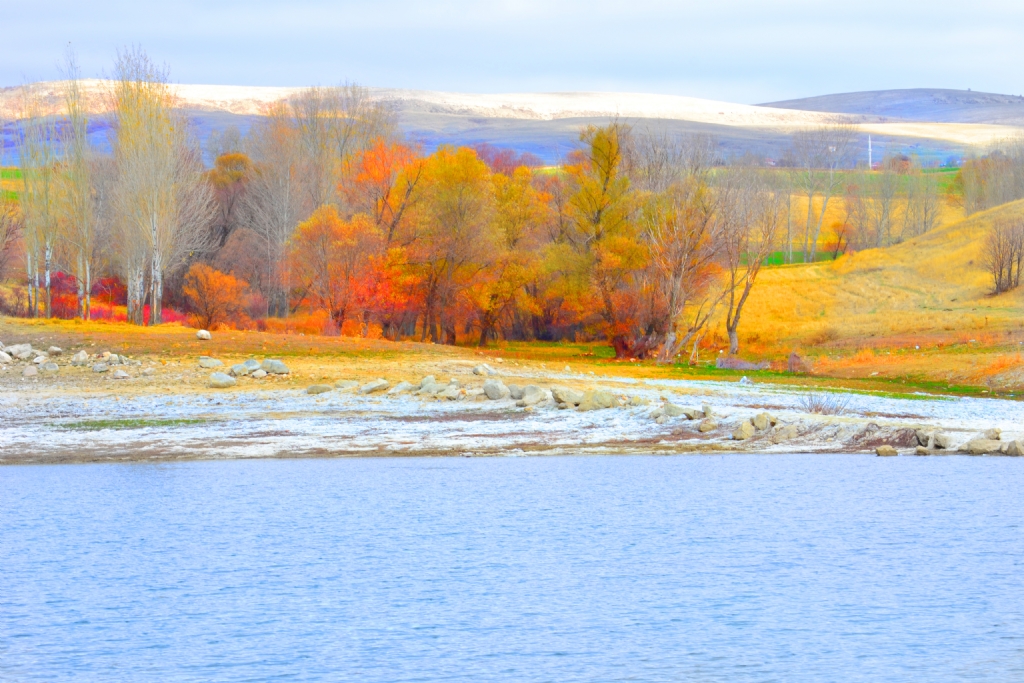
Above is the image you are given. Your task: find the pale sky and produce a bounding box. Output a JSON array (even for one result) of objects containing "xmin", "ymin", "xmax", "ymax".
[{"xmin": 3, "ymin": 0, "xmax": 1023, "ymax": 103}]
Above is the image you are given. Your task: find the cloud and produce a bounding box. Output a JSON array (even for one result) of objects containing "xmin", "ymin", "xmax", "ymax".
[{"xmin": 3, "ymin": 0, "xmax": 1023, "ymax": 101}]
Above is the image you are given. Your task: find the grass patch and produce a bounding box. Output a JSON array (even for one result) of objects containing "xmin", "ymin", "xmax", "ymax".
[{"xmin": 55, "ymin": 418, "xmax": 206, "ymax": 431}]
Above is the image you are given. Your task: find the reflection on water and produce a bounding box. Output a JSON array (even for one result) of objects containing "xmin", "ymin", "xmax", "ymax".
[{"xmin": 2, "ymin": 454, "xmax": 1022, "ymax": 682}]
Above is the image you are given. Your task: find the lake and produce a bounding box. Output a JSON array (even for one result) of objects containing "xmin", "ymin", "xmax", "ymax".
[{"xmin": 2, "ymin": 454, "xmax": 1022, "ymax": 681}]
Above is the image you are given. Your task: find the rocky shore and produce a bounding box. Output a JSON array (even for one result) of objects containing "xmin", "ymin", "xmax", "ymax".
[{"xmin": 2, "ymin": 334, "xmax": 1023, "ymax": 465}]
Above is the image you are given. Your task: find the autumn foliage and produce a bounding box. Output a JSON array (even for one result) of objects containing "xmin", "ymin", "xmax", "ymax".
[{"xmin": 182, "ymin": 263, "xmax": 248, "ymax": 330}]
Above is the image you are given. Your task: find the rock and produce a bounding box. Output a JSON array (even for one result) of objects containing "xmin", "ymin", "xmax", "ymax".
[
  {"xmin": 92, "ymin": 363, "xmax": 109, "ymax": 373},
  {"xmin": 142, "ymin": 368, "xmax": 156, "ymax": 376},
  {"xmin": 739, "ymin": 376, "xmax": 753, "ymax": 385},
  {"xmin": 876, "ymin": 445, "xmax": 898, "ymax": 456},
  {"xmin": 915, "ymin": 445, "xmax": 930, "ymax": 455},
  {"xmin": 752, "ymin": 412, "xmax": 776, "ymax": 431},
  {"xmin": 771, "ymin": 424, "xmax": 799, "ymax": 444},
  {"xmin": 552, "ymin": 386, "xmax": 584, "ymax": 406},
  {"xmin": 563, "ymin": 365, "xmax": 571, "ymax": 373},
  {"xmin": 334, "ymin": 380, "xmax": 359, "ymax": 390},
  {"xmin": 196, "ymin": 329, "xmax": 212, "ymax": 340},
  {"xmin": 483, "ymin": 379, "xmax": 510, "ymax": 400},
  {"xmin": 472, "ymin": 364, "xmax": 496, "ymax": 376},
  {"xmin": 933, "ymin": 433, "xmax": 952, "ymax": 450},
  {"xmin": 655, "ymin": 415, "xmax": 668, "ymax": 425},
  {"xmin": 418, "ymin": 375, "xmax": 436, "ymax": 388},
  {"xmin": 251, "ymin": 369, "xmax": 268, "ymax": 379},
  {"xmin": 307, "ymin": 384, "xmax": 333, "ymax": 395},
  {"xmin": 915, "ymin": 429, "xmax": 935, "ymax": 448},
  {"xmin": 702, "ymin": 403, "xmax": 714, "ymax": 418},
  {"xmin": 508, "ymin": 384, "xmax": 525, "ymax": 400},
  {"xmin": 960, "ymin": 438, "xmax": 1004, "ymax": 456},
  {"xmin": 33, "ymin": 354, "xmax": 47, "ymax": 364},
  {"xmin": 112, "ymin": 369, "xmax": 129, "ymax": 380},
  {"xmin": 520, "ymin": 385, "xmax": 552, "ymax": 407},
  {"xmin": 0, "ymin": 351, "xmax": 11, "ymax": 363},
  {"xmin": 732, "ymin": 420, "xmax": 756, "ymax": 440},
  {"xmin": 22, "ymin": 366, "xmax": 37, "ymax": 377},
  {"xmin": 229, "ymin": 363, "xmax": 251, "ymax": 377},
  {"xmin": 243, "ymin": 359, "xmax": 262, "ymax": 372},
  {"xmin": 698, "ymin": 419, "xmax": 717, "ymax": 433},
  {"xmin": 683, "ymin": 407, "xmax": 704, "ymax": 420},
  {"xmin": 209, "ymin": 372, "xmax": 236, "ymax": 388},
  {"xmin": 662, "ymin": 402, "xmax": 687, "ymax": 417},
  {"xmin": 6, "ymin": 343, "xmax": 32, "ymax": 357},
  {"xmin": 41, "ymin": 362, "xmax": 59, "ymax": 373},
  {"xmin": 1004, "ymin": 440, "xmax": 1024, "ymax": 456},
  {"xmin": 983, "ymin": 428, "xmax": 1002, "ymax": 441},
  {"xmin": 70, "ymin": 350, "xmax": 89, "ymax": 365},
  {"xmin": 47, "ymin": 346, "xmax": 62, "ymax": 355},
  {"xmin": 439, "ymin": 385, "xmax": 464, "ymax": 400},
  {"xmin": 578, "ymin": 390, "xmax": 615, "ymax": 411},
  {"xmin": 198, "ymin": 356, "xmax": 223, "ymax": 369},
  {"xmin": 387, "ymin": 381, "xmax": 414, "ymax": 394},
  {"xmin": 628, "ymin": 396, "xmax": 649, "ymax": 406},
  {"xmin": 261, "ymin": 359, "xmax": 289, "ymax": 374},
  {"xmin": 359, "ymin": 378, "xmax": 389, "ymax": 394}
]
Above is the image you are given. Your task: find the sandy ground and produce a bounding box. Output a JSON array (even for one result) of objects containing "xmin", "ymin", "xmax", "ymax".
[{"xmin": 3, "ymin": 330, "xmax": 1023, "ymax": 465}]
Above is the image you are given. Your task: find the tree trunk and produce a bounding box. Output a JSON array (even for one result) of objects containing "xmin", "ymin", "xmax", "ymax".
[{"xmin": 44, "ymin": 244, "xmax": 53, "ymax": 319}]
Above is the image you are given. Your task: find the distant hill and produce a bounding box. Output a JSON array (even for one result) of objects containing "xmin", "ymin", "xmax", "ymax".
[
  {"xmin": 4, "ymin": 82, "xmax": 1024, "ymax": 166},
  {"xmin": 761, "ymin": 89, "xmax": 1024, "ymax": 126}
]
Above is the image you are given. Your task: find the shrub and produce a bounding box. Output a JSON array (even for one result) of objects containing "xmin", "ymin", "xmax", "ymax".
[{"xmin": 182, "ymin": 263, "xmax": 248, "ymax": 330}]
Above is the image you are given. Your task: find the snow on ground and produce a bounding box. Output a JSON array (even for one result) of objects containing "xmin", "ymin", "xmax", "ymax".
[
  {"xmin": 4, "ymin": 80, "xmax": 1021, "ymax": 146},
  {"xmin": 2, "ymin": 372, "xmax": 1022, "ymax": 465}
]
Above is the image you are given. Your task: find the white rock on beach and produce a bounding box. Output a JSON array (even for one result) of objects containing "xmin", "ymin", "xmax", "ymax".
[
  {"xmin": 0, "ymin": 351, "xmax": 11, "ymax": 363},
  {"xmin": 196, "ymin": 330, "xmax": 212, "ymax": 340},
  {"xmin": 70, "ymin": 350, "xmax": 89, "ymax": 365},
  {"xmin": 47, "ymin": 346, "xmax": 63, "ymax": 355},
  {"xmin": 387, "ymin": 381, "xmax": 414, "ymax": 394},
  {"xmin": 112, "ymin": 369, "xmax": 129, "ymax": 380},
  {"xmin": 483, "ymin": 379, "xmax": 510, "ymax": 400},
  {"xmin": 198, "ymin": 356, "xmax": 223, "ymax": 369},
  {"xmin": 251, "ymin": 369, "xmax": 268, "ymax": 379},
  {"xmin": 261, "ymin": 359, "xmax": 289, "ymax": 375},
  {"xmin": 22, "ymin": 366, "xmax": 38, "ymax": 378},
  {"xmin": 306, "ymin": 384, "xmax": 332, "ymax": 395},
  {"xmin": 92, "ymin": 363, "xmax": 109, "ymax": 373},
  {"xmin": 41, "ymin": 362, "xmax": 59, "ymax": 373},
  {"xmin": 209, "ymin": 372, "xmax": 236, "ymax": 388},
  {"xmin": 359, "ymin": 378, "xmax": 389, "ymax": 394},
  {"xmin": 334, "ymin": 380, "xmax": 359, "ymax": 390}
]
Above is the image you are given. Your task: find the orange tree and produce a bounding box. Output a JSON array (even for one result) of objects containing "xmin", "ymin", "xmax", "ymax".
[
  {"xmin": 182, "ymin": 263, "xmax": 248, "ymax": 329},
  {"xmin": 289, "ymin": 205, "xmax": 382, "ymax": 330}
]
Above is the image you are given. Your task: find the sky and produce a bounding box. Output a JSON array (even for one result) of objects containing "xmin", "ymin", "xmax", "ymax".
[{"xmin": 3, "ymin": 0, "xmax": 1024, "ymax": 103}]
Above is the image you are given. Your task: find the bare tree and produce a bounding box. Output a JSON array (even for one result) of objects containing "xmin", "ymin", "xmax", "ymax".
[
  {"xmin": 986, "ymin": 217, "xmax": 1024, "ymax": 294},
  {"xmin": 244, "ymin": 102, "xmax": 304, "ymax": 317},
  {"xmin": 291, "ymin": 84, "xmax": 396, "ymax": 211},
  {"xmin": 58, "ymin": 49, "xmax": 99, "ymax": 319},
  {"xmin": 790, "ymin": 120, "xmax": 857, "ymax": 262},
  {"xmin": 721, "ymin": 169, "xmax": 784, "ymax": 354},
  {"xmin": 628, "ymin": 133, "xmax": 727, "ymax": 363},
  {"xmin": 110, "ymin": 47, "xmax": 214, "ymax": 325},
  {"xmin": 18, "ymin": 84, "xmax": 60, "ymax": 317}
]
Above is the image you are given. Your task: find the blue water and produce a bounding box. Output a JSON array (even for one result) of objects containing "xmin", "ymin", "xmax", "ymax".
[{"xmin": 2, "ymin": 454, "xmax": 1022, "ymax": 682}]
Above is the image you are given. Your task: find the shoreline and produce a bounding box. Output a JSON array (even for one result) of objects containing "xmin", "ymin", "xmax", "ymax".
[{"xmin": 4, "ymin": 366, "xmax": 1022, "ymax": 466}]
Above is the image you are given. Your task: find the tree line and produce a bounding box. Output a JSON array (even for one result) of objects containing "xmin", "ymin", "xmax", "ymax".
[{"xmin": 1, "ymin": 49, "xmax": 988, "ymax": 359}]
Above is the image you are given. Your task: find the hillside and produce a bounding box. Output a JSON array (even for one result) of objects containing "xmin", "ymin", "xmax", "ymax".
[
  {"xmin": 762, "ymin": 89, "xmax": 1024, "ymax": 126},
  {"xmin": 4, "ymin": 81, "xmax": 1023, "ymax": 165},
  {"xmin": 728, "ymin": 200, "xmax": 1024, "ymax": 388}
]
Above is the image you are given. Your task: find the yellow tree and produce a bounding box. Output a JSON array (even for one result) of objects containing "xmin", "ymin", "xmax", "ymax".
[{"xmin": 413, "ymin": 146, "xmax": 497, "ymax": 344}]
